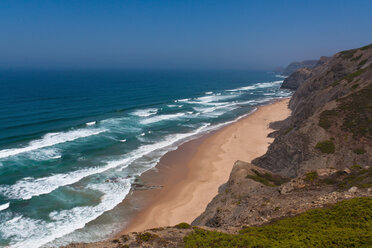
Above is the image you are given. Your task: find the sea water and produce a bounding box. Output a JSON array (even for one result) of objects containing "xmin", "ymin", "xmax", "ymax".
[{"xmin": 0, "ymin": 69, "xmax": 290, "ymax": 247}]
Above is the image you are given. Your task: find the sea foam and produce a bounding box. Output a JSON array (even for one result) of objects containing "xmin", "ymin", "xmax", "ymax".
[
  {"xmin": 140, "ymin": 113, "xmax": 186, "ymax": 125},
  {"xmin": 0, "ymin": 180, "xmax": 131, "ymax": 248},
  {"xmin": 131, "ymin": 108, "xmax": 158, "ymax": 117},
  {"xmin": 0, "ymin": 202, "xmax": 9, "ymax": 212},
  {"xmin": 0, "ymin": 128, "xmax": 106, "ymax": 159},
  {"xmin": 227, "ymin": 80, "xmax": 283, "ymax": 92}
]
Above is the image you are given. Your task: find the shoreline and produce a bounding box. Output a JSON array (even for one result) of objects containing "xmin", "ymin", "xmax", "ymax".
[{"xmin": 116, "ymin": 98, "xmax": 291, "ymax": 234}]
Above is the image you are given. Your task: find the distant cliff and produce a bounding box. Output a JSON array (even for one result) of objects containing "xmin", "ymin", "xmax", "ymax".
[
  {"xmin": 281, "ymin": 59, "xmax": 318, "ymax": 76},
  {"xmin": 280, "ymin": 67, "xmax": 312, "ymax": 90},
  {"xmin": 281, "ymin": 56, "xmax": 331, "ymax": 90}
]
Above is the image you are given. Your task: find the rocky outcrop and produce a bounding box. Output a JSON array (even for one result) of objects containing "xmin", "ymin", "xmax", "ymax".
[
  {"xmin": 281, "ymin": 67, "xmax": 312, "ymax": 90},
  {"xmin": 282, "ymin": 59, "xmax": 318, "ymax": 76},
  {"xmin": 192, "ymin": 161, "xmax": 372, "ymax": 229}
]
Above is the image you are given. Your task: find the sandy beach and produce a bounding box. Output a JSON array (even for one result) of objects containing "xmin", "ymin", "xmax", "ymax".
[{"xmin": 121, "ymin": 98, "xmax": 291, "ymax": 233}]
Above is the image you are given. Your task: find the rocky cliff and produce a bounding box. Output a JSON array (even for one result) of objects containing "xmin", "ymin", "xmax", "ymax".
[
  {"xmin": 253, "ymin": 43, "xmax": 372, "ymax": 178},
  {"xmin": 280, "ymin": 67, "xmax": 312, "ymax": 90},
  {"xmin": 191, "ymin": 44, "xmax": 372, "ymax": 235}
]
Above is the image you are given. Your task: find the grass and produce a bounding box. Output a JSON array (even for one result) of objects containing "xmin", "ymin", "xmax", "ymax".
[
  {"xmin": 315, "ymin": 140, "xmax": 335, "ymax": 154},
  {"xmin": 246, "ymin": 169, "xmax": 288, "ymax": 187},
  {"xmin": 183, "ymin": 197, "xmax": 372, "ymax": 248}
]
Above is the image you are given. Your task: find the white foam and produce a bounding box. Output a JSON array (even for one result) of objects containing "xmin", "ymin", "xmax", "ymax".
[
  {"xmin": 116, "ymin": 123, "xmax": 212, "ymax": 173},
  {"xmin": 0, "ymin": 202, "xmax": 9, "ymax": 211},
  {"xmin": 140, "ymin": 113, "xmax": 186, "ymax": 125},
  {"xmin": 0, "ymin": 128, "xmax": 106, "ymax": 159},
  {"xmin": 0, "ymin": 121, "xmax": 210, "ymax": 201},
  {"xmin": 275, "ymin": 74, "xmax": 287, "ymax": 79},
  {"xmin": 0, "ymin": 180, "xmax": 131, "ymax": 248},
  {"xmin": 205, "ymin": 91, "xmax": 213, "ymax": 95},
  {"xmin": 196, "ymin": 94, "xmax": 239, "ymax": 103},
  {"xmin": 174, "ymin": 98, "xmax": 191, "ymax": 102},
  {"xmin": 131, "ymin": 108, "xmax": 158, "ymax": 117},
  {"xmin": 25, "ymin": 148, "xmax": 61, "ymax": 161},
  {"xmin": 119, "ymin": 139, "xmax": 127, "ymax": 143},
  {"xmin": 0, "ymin": 156, "xmax": 133, "ymax": 200},
  {"xmin": 227, "ymin": 80, "xmax": 283, "ymax": 92},
  {"xmin": 85, "ymin": 121, "xmax": 96, "ymax": 126}
]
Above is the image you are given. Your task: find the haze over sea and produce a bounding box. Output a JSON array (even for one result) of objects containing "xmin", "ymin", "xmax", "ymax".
[{"xmin": 0, "ymin": 70, "xmax": 290, "ymax": 247}]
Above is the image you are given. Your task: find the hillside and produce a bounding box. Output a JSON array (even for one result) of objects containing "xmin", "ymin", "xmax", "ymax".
[{"xmin": 63, "ymin": 44, "xmax": 372, "ymax": 248}]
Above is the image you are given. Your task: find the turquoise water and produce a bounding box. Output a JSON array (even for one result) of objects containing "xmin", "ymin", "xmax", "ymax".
[{"xmin": 0, "ymin": 70, "xmax": 290, "ymax": 247}]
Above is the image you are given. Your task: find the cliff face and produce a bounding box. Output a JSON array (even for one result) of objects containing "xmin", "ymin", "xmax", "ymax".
[
  {"xmin": 253, "ymin": 44, "xmax": 372, "ymax": 178},
  {"xmin": 281, "ymin": 67, "xmax": 312, "ymax": 90},
  {"xmin": 281, "ymin": 57, "xmax": 331, "ymax": 90},
  {"xmin": 282, "ymin": 59, "xmax": 318, "ymax": 76}
]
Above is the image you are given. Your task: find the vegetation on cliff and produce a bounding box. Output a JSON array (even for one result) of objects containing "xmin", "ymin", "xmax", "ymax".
[
  {"xmin": 315, "ymin": 140, "xmax": 335, "ymax": 154},
  {"xmin": 184, "ymin": 197, "xmax": 372, "ymax": 248}
]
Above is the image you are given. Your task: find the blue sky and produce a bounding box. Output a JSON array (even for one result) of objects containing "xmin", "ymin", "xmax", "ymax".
[{"xmin": 0, "ymin": 0, "xmax": 371, "ymax": 69}]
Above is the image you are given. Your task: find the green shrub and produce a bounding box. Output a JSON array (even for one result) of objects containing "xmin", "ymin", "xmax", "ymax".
[
  {"xmin": 121, "ymin": 235, "xmax": 129, "ymax": 242},
  {"xmin": 305, "ymin": 171, "xmax": 318, "ymax": 182},
  {"xmin": 284, "ymin": 127, "xmax": 293, "ymax": 134},
  {"xmin": 315, "ymin": 140, "xmax": 335, "ymax": 154},
  {"xmin": 351, "ymin": 164, "xmax": 362, "ymax": 170},
  {"xmin": 339, "ymin": 49, "xmax": 357, "ymax": 59},
  {"xmin": 175, "ymin": 222, "xmax": 191, "ymax": 229},
  {"xmin": 360, "ymin": 43, "xmax": 372, "ymax": 50},
  {"xmin": 337, "ymin": 168, "xmax": 372, "ymax": 189},
  {"xmin": 353, "ymin": 148, "xmax": 366, "ymax": 154},
  {"xmin": 184, "ymin": 198, "xmax": 372, "ymax": 248},
  {"xmin": 318, "ymin": 109, "xmax": 337, "ymax": 129},
  {"xmin": 359, "ymin": 59, "xmax": 368, "ymax": 66},
  {"xmin": 351, "ymin": 54, "xmax": 362, "ymax": 61},
  {"xmin": 343, "ymin": 67, "xmax": 369, "ymax": 83},
  {"xmin": 136, "ymin": 232, "xmax": 157, "ymax": 242},
  {"xmin": 339, "ymin": 85, "xmax": 372, "ymax": 139},
  {"xmin": 246, "ymin": 169, "xmax": 288, "ymax": 187}
]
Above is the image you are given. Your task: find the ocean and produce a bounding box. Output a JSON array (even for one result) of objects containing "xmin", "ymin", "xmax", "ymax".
[{"xmin": 0, "ymin": 69, "xmax": 290, "ymax": 247}]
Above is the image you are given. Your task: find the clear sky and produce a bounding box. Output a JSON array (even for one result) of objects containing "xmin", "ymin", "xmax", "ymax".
[{"xmin": 1, "ymin": 0, "xmax": 372, "ymax": 69}]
